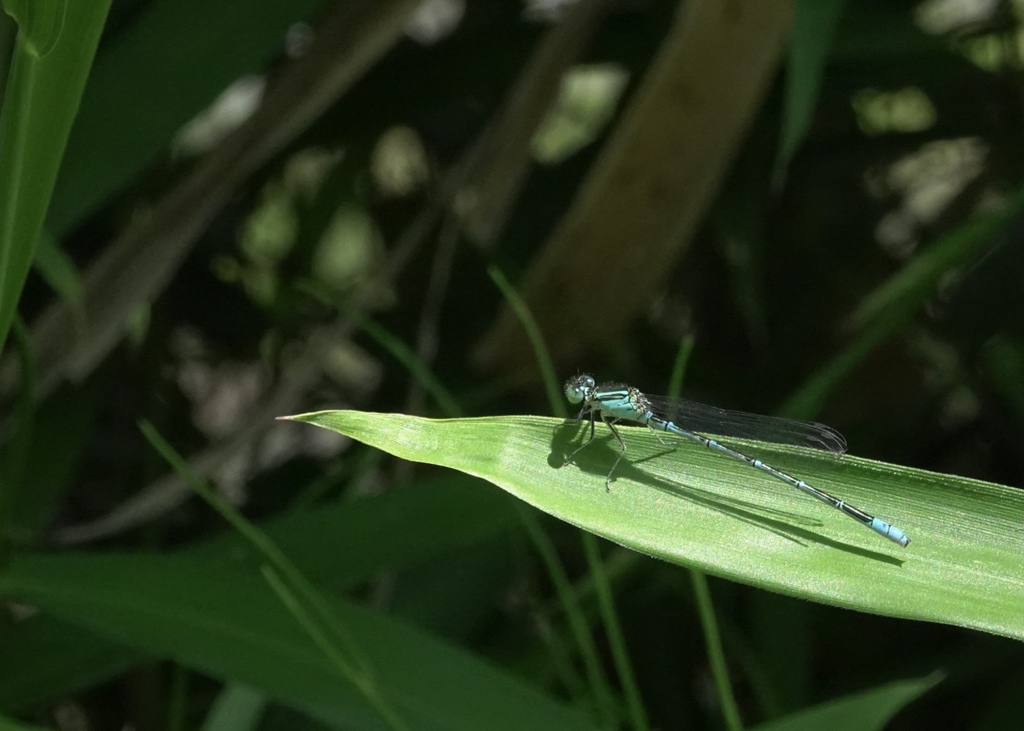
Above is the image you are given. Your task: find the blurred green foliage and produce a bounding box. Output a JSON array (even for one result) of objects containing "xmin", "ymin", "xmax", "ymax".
[{"xmin": 1, "ymin": 1, "xmax": 1022, "ymax": 730}]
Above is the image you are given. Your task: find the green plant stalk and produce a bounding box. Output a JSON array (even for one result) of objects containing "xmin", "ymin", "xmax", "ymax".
[
  {"xmin": 850, "ymin": 188, "xmax": 1024, "ymax": 332},
  {"xmin": 666, "ymin": 336, "xmax": 744, "ymax": 729},
  {"xmin": 781, "ymin": 188, "xmax": 1024, "ymax": 420},
  {"xmin": 320, "ymin": 273, "xmax": 613, "ymax": 731},
  {"xmin": 0, "ymin": 317, "xmax": 34, "ymax": 567},
  {"xmin": 719, "ymin": 614, "xmax": 783, "ymax": 718},
  {"xmin": 530, "ymin": 605, "xmax": 590, "ymax": 704},
  {"xmin": 333, "ymin": 263, "xmax": 626, "ymax": 725},
  {"xmin": 546, "ymin": 549, "xmax": 641, "ymax": 619},
  {"xmin": 262, "ymin": 566, "xmax": 410, "ymax": 731},
  {"xmin": 690, "ymin": 572, "xmax": 743, "ymax": 730},
  {"xmin": 321, "ymin": 290, "xmax": 463, "ymax": 418},
  {"xmin": 491, "ymin": 262, "xmax": 645, "ymax": 726},
  {"xmin": 666, "ymin": 335, "xmax": 695, "ymax": 404},
  {"xmin": 582, "ymin": 533, "xmax": 650, "ymax": 731},
  {"xmin": 487, "ymin": 264, "xmax": 564, "ymax": 417},
  {"xmin": 139, "ymin": 420, "xmax": 371, "ymax": 676},
  {"xmin": 138, "ymin": 420, "xmax": 408, "ymax": 730},
  {"xmin": 518, "ymin": 504, "xmax": 618, "ymax": 728}
]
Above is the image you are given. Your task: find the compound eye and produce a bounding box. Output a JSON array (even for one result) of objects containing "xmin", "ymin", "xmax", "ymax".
[{"xmin": 583, "ymin": 376, "xmax": 595, "ymax": 389}]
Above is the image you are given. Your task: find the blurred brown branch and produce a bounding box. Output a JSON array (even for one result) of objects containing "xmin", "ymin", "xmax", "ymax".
[
  {"xmin": 475, "ymin": 0, "xmax": 793, "ymax": 372},
  {"xmin": 2, "ymin": 0, "xmax": 422, "ymax": 401}
]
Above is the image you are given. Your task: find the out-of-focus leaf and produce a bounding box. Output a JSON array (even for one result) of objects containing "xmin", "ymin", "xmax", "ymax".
[
  {"xmin": 0, "ymin": 476, "xmax": 519, "ymax": 713},
  {"xmin": 774, "ymin": 0, "xmax": 846, "ymax": 188},
  {"xmin": 2, "ymin": 0, "xmax": 66, "ymax": 56},
  {"xmin": 187, "ymin": 475, "xmax": 518, "ymax": 586},
  {"xmin": 31, "ymin": 231, "xmax": 82, "ymax": 323},
  {"xmin": 0, "ymin": 0, "xmax": 110, "ymax": 352},
  {"xmin": 0, "ymin": 615, "xmax": 138, "ymax": 713},
  {"xmin": 0, "ymin": 552, "xmax": 598, "ymax": 731},
  {"xmin": 781, "ymin": 188, "xmax": 1024, "ymax": 420},
  {"xmin": 752, "ymin": 672, "xmax": 942, "ymax": 731},
  {"xmin": 0, "ymin": 713, "xmax": 49, "ymax": 731},
  {"xmin": 200, "ymin": 684, "xmax": 268, "ymax": 731},
  {"xmin": 47, "ymin": 0, "xmax": 330, "ymax": 235}
]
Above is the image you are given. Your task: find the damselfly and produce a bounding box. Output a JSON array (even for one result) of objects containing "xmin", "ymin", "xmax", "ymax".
[{"xmin": 563, "ymin": 374, "xmax": 910, "ymax": 547}]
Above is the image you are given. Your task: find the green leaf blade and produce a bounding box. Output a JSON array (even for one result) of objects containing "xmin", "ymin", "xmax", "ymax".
[
  {"xmin": 0, "ymin": 553, "xmax": 597, "ymax": 731},
  {"xmin": 287, "ymin": 410, "xmax": 1024, "ymax": 640},
  {"xmin": 751, "ymin": 671, "xmax": 942, "ymax": 731},
  {"xmin": 774, "ymin": 0, "xmax": 847, "ymax": 188},
  {"xmin": 0, "ymin": 0, "xmax": 111, "ymax": 352},
  {"xmin": 3, "ymin": 0, "xmax": 66, "ymax": 57}
]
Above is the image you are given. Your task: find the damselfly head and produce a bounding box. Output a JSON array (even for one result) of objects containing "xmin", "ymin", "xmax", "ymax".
[{"xmin": 564, "ymin": 374, "xmax": 596, "ymax": 404}]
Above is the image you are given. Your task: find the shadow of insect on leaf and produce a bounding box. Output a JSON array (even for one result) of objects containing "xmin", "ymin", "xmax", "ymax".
[{"xmin": 545, "ymin": 418, "xmax": 903, "ymax": 561}]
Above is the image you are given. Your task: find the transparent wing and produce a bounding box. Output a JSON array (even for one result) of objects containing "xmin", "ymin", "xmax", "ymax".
[{"xmin": 643, "ymin": 394, "xmax": 848, "ymax": 454}]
